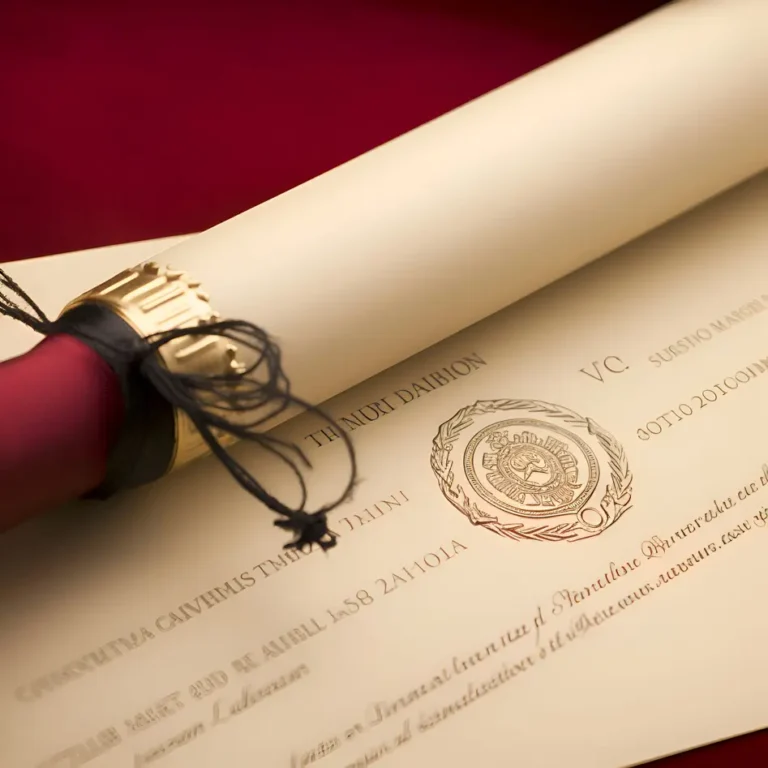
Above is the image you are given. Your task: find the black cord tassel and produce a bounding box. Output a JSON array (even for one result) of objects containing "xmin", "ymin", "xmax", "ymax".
[{"xmin": 0, "ymin": 268, "xmax": 357, "ymax": 551}]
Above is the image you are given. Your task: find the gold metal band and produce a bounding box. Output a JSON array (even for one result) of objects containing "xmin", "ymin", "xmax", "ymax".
[{"xmin": 61, "ymin": 261, "xmax": 240, "ymax": 472}]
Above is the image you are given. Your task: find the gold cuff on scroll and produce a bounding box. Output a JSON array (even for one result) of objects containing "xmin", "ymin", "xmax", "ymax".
[{"xmin": 61, "ymin": 261, "xmax": 241, "ymax": 472}]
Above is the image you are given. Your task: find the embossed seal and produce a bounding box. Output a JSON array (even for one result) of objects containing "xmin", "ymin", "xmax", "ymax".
[{"xmin": 430, "ymin": 400, "xmax": 633, "ymax": 542}]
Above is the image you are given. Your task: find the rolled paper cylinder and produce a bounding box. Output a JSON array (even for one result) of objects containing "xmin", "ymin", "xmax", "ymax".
[
  {"xmin": 1, "ymin": 0, "xmax": 767, "ymax": 535},
  {"xmin": 125, "ymin": 0, "xmax": 768, "ymax": 424}
]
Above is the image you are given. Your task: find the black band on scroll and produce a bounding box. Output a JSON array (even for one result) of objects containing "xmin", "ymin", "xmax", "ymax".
[
  {"xmin": 56, "ymin": 303, "xmax": 177, "ymax": 495},
  {"xmin": 0, "ymin": 267, "xmax": 357, "ymax": 552}
]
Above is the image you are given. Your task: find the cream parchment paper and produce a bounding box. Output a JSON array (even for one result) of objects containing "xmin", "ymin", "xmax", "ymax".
[
  {"xmin": 1, "ymin": 1, "xmax": 768, "ymax": 765},
  {"xmin": 1, "ymin": 171, "xmax": 768, "ymax": 768}
]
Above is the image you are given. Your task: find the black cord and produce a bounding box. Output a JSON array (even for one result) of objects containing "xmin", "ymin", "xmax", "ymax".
[{"xmin": 0, "ymin": 267, "xmax": 357, "ymax": 551}]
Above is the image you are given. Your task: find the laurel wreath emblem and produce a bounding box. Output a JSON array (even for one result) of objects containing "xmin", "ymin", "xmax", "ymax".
[{"xmin": 430, "ymin": 399, "xmax": 633, "ymax": 542}]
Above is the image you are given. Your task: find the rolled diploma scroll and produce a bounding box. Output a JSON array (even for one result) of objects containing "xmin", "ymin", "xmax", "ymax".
[
  {"xmin": 1, "ymin": 0, "xmax": 767, "ymax": 519},
  {"xmin": 144, "ymin": 0, "xmax": 767, "ymax": 420}
]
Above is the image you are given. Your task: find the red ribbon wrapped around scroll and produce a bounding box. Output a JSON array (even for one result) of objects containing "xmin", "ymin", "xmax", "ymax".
[{"xmin": 0, "ymin": 335, "xmax": 124, "ymax": 531}]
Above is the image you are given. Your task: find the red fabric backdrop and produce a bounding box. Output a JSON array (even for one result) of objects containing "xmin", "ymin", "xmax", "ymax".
[{"xmin": 0, "ymin": 1, "xmax": 765, "ymax": 763}]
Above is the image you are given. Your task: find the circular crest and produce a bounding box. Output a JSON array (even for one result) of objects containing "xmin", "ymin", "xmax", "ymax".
[{"xmin": 430, "ymin": 399, "xmax": 633, "ymax": 542}]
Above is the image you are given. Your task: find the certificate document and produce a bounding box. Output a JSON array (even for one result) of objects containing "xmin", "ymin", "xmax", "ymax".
[
  {"xmin": 1, "ymin": 1, "xmax": 767, "ymax": 766},
  {"xmin": 2, "ymin": 173, "xmax": 768, "ymax": 767}
]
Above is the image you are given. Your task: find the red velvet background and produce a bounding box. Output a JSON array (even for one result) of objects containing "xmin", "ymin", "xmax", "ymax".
[{"xmin": 0, "ymin": 1, "xmax": 765, "ymax": 763}]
